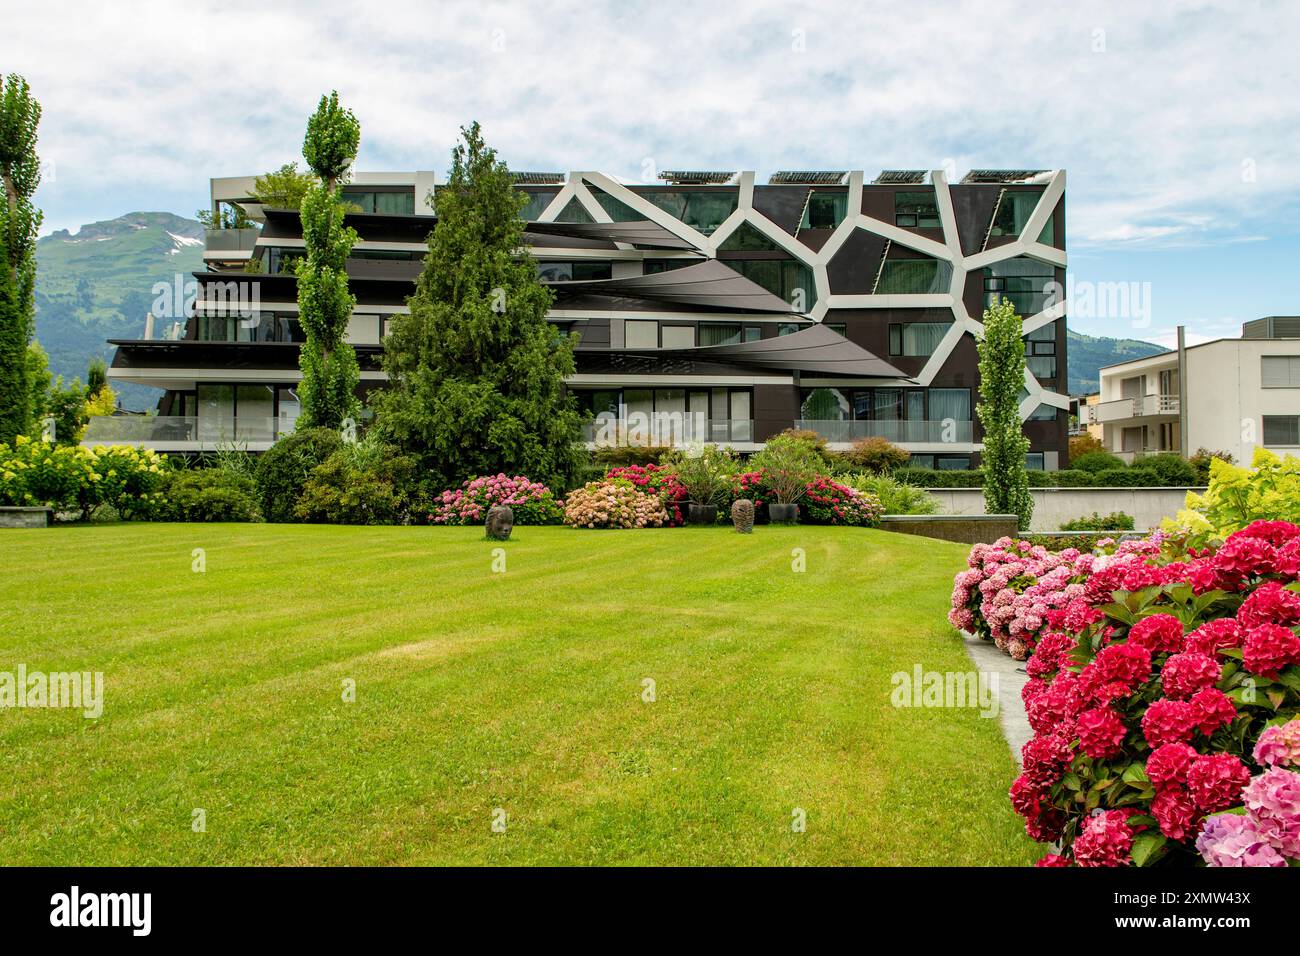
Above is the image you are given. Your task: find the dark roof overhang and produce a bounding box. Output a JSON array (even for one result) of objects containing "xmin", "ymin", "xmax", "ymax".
[
  {"xmin": 524, "ymin": 220, "xmax": 698, "ymax": 250},
  {"xmin": 546, "ymin": 260, "xmax": 799, "ymax": 314}
]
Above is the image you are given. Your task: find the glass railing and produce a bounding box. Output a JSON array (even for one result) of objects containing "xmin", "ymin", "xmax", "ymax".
[
  {"xmin": 794, "ymin": 419, "xmax": 974, "ymax": 443},
  {"xmin": 83, "ymin": 416, "xmax": 295, "ymax": 445},
  {"xmin": 582, "ymin": 417, "xmax": 755, "ymax": 446},
  {"xmin": 204, "ymin": 227, "xmax": 260, "ymax": 253}
]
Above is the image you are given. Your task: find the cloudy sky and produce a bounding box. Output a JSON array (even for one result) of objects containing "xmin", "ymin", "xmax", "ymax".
[{"xmin": 11, "ymin": 0, "xmax": 1300, "ymax": 343}]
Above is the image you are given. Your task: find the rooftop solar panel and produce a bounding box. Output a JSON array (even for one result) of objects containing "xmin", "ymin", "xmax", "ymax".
[
  {"xmin": 512, "ymin": 172, "xmax": 565, "ymax": 185},
  {"xmin": 872, "ymin": 170, "xmax": 928, "ymax": 184},
  {"xmin": 768, "ymin": 170, "xmax": 848, "ymax": 185},
  {"xmin": 657, "ymin": 170, "xmax": 737, "ymax": 185},
  {"xmin": 960, "ymin": 169, "xmax": 1049, "ymax": 184}
]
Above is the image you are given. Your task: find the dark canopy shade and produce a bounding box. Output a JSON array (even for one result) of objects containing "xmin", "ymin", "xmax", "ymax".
[
  {"xmin": 524, "ymin": 219, "xmax": 699, "ymax": 250},
  {"xmin": 545, "ymin": 260, "xmax": 798, "ymax": 314},
  {"xmin": 628, "ymin": 322, "xmax": 912, "ymax": 379}
]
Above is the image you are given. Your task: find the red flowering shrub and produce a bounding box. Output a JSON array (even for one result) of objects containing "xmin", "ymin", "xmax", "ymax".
[
  {"xmin": 606, "ymin": 464, "xmax": 687, "ymax": 526},
  {"xmin": 1008, "ymin": 520, "xmax": 1300, "ymax": 866}
]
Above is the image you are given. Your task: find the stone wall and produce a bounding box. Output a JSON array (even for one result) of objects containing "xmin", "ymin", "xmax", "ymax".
[
  {"xmin": 0, "ymin": 507, "xmax": 52, "ymax": 529},
  {"xmin": 921, "ymin": 487, "xmax": 1202, "ymax": 533},
  {"xmin": 877, "ymin": 514, "xmax": 1020, "ymax": 545}
]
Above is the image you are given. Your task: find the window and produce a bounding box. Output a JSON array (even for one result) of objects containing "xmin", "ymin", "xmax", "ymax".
[
  {"xmin": 936, "ymin": 456, "xmax": 972, "ymax": 470},
  {"xmin": 660, "ymin": 326, "xmax": 695, "ymax": 349},
  {"xmin": 825, "ymin": 323, "xmax": 847, "ymax": 337},
  {"xmin": 928, "ymin": 388, "xmax": 971, "ymax": 424},
  {"xmin": 699, "ymin": 323, "xmax": 742, "ymax": 346},
  {"xmin": 989, "ymin": 189, "xmax": 1044, "ymax": 238},
  {"xmin": 985, "ymin": 258, "xmax": 1055, "ymax": 315},
  {"xmin": 1027, "ymin": 404, "xmax": 1058, "ymax": 421},
  {"xmin": 801, "ymin": 190, "xmax": 848, "ymax": 229},
  {"xmin": 589, "ymin": 186, "xmax": 644, "ymax": 222},
  {"xmin": 888, "ymin": 322, "xmax": 951, "ymax": 356},
  {"xmin": 875, "ymin": 258, "xmax": 952, "ymax": 294},
  {"xmin": 909, "ymin": 454, "xmax": 934, "ymax": 468},
  {"xmin": 1024, "ymin": 321, "xmax": 1058, "ymax": 379},
  {"xmin": 1025, "ymin": 453, "xmax": 1045, "ymax": 471},
  {"xmin": 537, "ymin": 261, "xmax": 612, "ymax": 281},
  {"xmin": 718, "ymin": 222, "xmax": 781, "ymax": 251},
  {"xmin": 639, "ymin": 189, "xmax": 737, "ymax": 234},
  {"xmin": 624, "ymin": 320, "xmax": 658, "ymax": 349},
  {"xmin": 554, "ymin": 197, "xmax": 594, "ymax": 223},
  {"xmin": 340, "ymin": 189, "xmax": 415, "ymax": 215},
  {"xmin": 744, "ymin": 326, "xmax": 762, "ymax": 342},
  {"xmin": 1262, "ymin": 356, "xmax": 1300, "ymax": 388},
  {"xmin": 801, "ymin": 388, "xmax": 850, "ymax": 421},
  {"xmin": 518, "ymin": 190, "xmax": 558, "ymax": 221},
  {"xmin": 1263, "ymin": 416, "xmax": 1300, "ymax": 446},
  {"xmin": 349, "ymin": 249, "xmax": 421, "ymax": 261},
  {"xmin": 266, "ymin": 247, "xmax": 304, "ymax": 275},
  {"xmin": 895, "ymin": 191, "xmax": 940, "ymax": 228},
  {"xmin": 778, "ymin": 323, "xmax": 802, "ymax": 336},
  {"xmin": 643, "ymin": 258, "xmax": 697, "ymax": 275},
  {"xmin": 721, "ymin": 259, "xmax": 817, "ymax": 310}
]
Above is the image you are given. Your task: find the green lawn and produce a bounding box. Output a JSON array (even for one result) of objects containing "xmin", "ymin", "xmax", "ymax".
[{"xmin": 0, "ymin": 523, "xmax": 1036, "ymax": 866}]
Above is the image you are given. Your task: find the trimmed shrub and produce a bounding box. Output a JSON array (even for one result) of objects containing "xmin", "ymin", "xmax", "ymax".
[
  {"xmin": 254, "ymin": 427, "xmax": 344, "ymax": 523},
  {"xmin": 158, "ymin": 468, "xmax": 261, "ymax": 522},
  {"xmin": 894, "ymin": 467, "xmax": 985, "ymax": 488},
  {"xmin": 837, "ymin": 436, "xmax": 909, "ymax": 474},
  {"xmin": 1061, "ymin": 511, "xmax": 1136, "ymax": 532},
  {"xmin": 294, "ymin": 437, "xmax": 420, "ymax": 525},
  {"xmin": 1095, "ymin": 467, "xmax": 1159, "ymax": 487},
  {"xmin": 1072, "ymin": 451, "xmax": 1127, "ymax": 473},
  {"xmin": 1133, "ymin": 453, "xmax": 1198, "ymax": 486},
  {"xmin": 0, "ymin": 437, "xmax": 167, "ymax": 519},
  {"xmin": 772, "ymin": 427, "xmax": 834, "ymax": 463},
  {"xmin": 590, "ymin": 444, "xmax": 673, "ymax": 468}
]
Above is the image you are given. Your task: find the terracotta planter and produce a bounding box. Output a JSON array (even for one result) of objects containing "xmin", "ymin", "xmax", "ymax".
[{"xmin": 768, "ymin": 502, "xmax": 799, "ymax": 524}]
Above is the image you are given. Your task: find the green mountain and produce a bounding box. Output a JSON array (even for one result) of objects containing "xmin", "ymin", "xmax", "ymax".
[
  {"xmin": 34, "ymin": 212, "xmax": 205, "ymax": 411},
  {"xmin": 1066, "ymin": 328, "xmax": 1165, "ymax": 395}
]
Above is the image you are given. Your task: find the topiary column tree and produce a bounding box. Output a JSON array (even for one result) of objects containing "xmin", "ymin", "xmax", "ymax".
[
  {"xmin": 295, "ymin": 91, "xmax": 361, "ymax": 430},
  {"xmin": 977, "ymin": 296, "xmax": 1033, "ymax": 529},
  {"xmin": 373, "ymin": 122, "xmax": 584, "ymax": 491},
  {"xmin": 0, "ymin": 74, "xmax": 42, "ymax": 444}
]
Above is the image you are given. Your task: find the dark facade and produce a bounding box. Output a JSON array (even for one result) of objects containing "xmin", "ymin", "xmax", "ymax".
[{"xmin": 94, "ymin": 168, "xmax": 1069, "ymax": 467}]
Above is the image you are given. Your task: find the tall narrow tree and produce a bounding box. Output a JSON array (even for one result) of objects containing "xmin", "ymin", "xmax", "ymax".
[
  {"xmin": 977, "ymin": 296, "xmax": 1033, "ymax": 529},
  {"xmin": 0, "ymin": 74, "xmax": 42, "ymax": 443},
  {"xmin": 295, "ymin": 91, "xmax": 360, "ymax": 429},
  {"xmin": 374, "ymin": 122, "xmax": 583, "ymax": 490}
]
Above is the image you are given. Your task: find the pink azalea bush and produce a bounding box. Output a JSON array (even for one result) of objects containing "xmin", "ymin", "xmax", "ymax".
[
  {"xmin": 430, "ymin": 474, "xmax": 564, "ymax": 525},
  {"xmin": 563, "ymin": 478, "xmax": 668, "ymax": 529},
  {"xmin": 1008, "ymin": 520, "xmax": 1300, "ymax": 866}
]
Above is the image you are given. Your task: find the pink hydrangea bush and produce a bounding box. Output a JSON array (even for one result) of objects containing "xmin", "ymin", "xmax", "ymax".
[
  {"xmin": 562, "ymin": 478, "xmax": 668, "ymax": 529},
  {"xmin": 1008, "ymin": 520, "xmax": 1300, "ymax": 866},
  {"xmin": 430, "ymin": 474, "xmax": 564, "ymax": 525},
  {"xmin": 606, "ymin": 464, "xmax": 687, "ymax": 526},
  {"xmin": 800, "ymin": 476, "xmax": 883, "ymax": 527}
]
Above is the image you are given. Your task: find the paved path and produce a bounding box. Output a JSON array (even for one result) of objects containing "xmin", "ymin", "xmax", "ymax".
[{"xmin": 961, "ymin": 632, "xmax": 1032, "ymax": 765}]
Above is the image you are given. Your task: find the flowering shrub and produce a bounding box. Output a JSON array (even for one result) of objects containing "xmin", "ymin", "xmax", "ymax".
[
  {"xmin": 1009, "ymin": 520, "xmax": 1300, "ymax": 866},
  {"xmin": 801, "ymin": 476, "xmax": 883, "ymax": 527},
  {"xmin": 1169, "ymin": 448, "xmax": 1300, "ymax": 548},
  {"xmin": 563, "ymin": 478, "xmax": 668, "ymax": 529},
  {"xmin": 607, "ymin": 463, "xmax": 687, "ymax": 526},
  {"xmin": 0, "ymin": 436, "xmax": 167, "ymax": 519},
  {"xmin": 430, "ymin": 474, "xmax": 564, "ymax": 526}
]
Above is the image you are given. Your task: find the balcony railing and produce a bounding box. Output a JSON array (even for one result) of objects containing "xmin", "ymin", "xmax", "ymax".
[
  {"xmin": 203, "ymin": 227, "xmax": 260, "ymax": 253},
  {"xmin": 1095, "ymin": 394, "xmax": 1179, "ymax": 423},
  {"xmin": 794, "ymin": 419, "xmax": 974, "ymax": 443},
  {"xmin": 582, "ymin": 417, "xmax": 754, "ymax": 446},
  {"xmin": 83, "ymin": 416, "xmax": 295, "ymax": 447}
]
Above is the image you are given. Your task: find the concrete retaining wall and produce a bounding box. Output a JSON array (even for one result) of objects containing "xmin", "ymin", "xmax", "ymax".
[
  {"xmin": 922, "ymin": 487, "xmax": 1203, "ymax": 533},
  {"xmin": 0, "ymin": 507, "xmax": 52, "ymax": 529},
  {"xmin": 877, "ymin": 513, "xmax": 1020, "ymax": 545}
]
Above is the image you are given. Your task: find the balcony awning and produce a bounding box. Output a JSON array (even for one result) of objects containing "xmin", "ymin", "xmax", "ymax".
[
  {"xmin": 546, "ymin": 260, "xmax": 799, "ymax": 314},
  {"xmin": 626, "ymin": 323, "xmax": 912, "ymax": 379}
]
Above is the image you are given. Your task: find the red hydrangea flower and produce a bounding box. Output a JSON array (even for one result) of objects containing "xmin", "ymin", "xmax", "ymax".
[
  {"xmin": 1073, "ymin": 809, "xmax": 1136, "ymax": 867},
  {"xmin": 1026, "ymin": 673, "xmax": 1083, "ymax": 736},
  {"xmin": 1142, "ymin": 698, "xmax": 1199, "ymax": 747},
  {"xmin": 1152, "ymin": 786, "xmax": 1204, "ymax": 841},
  {"xmin": 1237, "ymin": 580, "xmax": 1300, "ymax": 630},
  {"xmin": 1021, "ymin": 677, "xmax": 1049, "ymax": 705},
  {"xmin": 1160, "ymin": 652, "xmax": 1222, "ymax": 700},
  {"xmin": 1188, "ymin": 559, "xmax": 1241, "ymax": 595},
  {"xmin": 1126, "ymin": 614, "xmax": 1185, "ymax": 653},
  {"xmin": 1076, "ymin": 706, "xmax": 1128, "ymax": 759},
  {"xmin": 1186, "ymin": 753, "xmax": 1251, "ymax": 812},
  {"xmin": 1189, "ymin": 687, "xmax": 1237, "ymax": 736},
  {"xmin": 1010, "ymin": 774, "xmax": 1049, "ymax": 820},
  {"xmin": 1146, "ymin": 742, "xmax": 1199, "ymax": 789},
  {"xmin": 1035, "ymin": 853, "xmax": 1070, "ymax": 867},
  {"xmin": 1184, "ymin": 618, "xmax": 1242, "ymax": 657},
  {"xmin": 1230, "ymin": 520, "xmax": 1300, "ymax": 547},
  {"xmin": 1026, "ymin": 631, "xmax": 1076, "ymax": 679},
  {"xmin": 1276, "ymin": 538, "xmax": 1300, "ymax": 578},
  {"xmin": 1020, "ymin": 734, "xmax": 1073, "ymax": 789},
  {"xmin": 1242, "ymin": 623, "xmax": 1300, "ymax": 679},
  {"xmin": 1213, "ymin": 534, "xmax": 1278, "ymax": 577},
  {"xmin": 1078, "ymin": 641, "xmax": 1153, "ymax": 705},
  {"xmin": 1025, "ymin": 805, "xmax": 1065, "ymax": 843}
]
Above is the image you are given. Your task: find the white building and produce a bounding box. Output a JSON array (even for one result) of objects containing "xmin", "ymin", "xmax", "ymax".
[{"xmin": 1095, "ymin": 317, "xmax": 1300, "ymax": 464}]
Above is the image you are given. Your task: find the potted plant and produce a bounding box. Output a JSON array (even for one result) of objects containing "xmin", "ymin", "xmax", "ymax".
[
  {"xmin": 665, "ymin": 445, "xmax": 737, "ymax": 525},
  {"xmin": 751, "ymin": 434, "xmax": 821, "ymax": 523}
]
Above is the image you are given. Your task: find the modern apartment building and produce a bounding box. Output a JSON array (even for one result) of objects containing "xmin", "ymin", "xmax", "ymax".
[
  {"xmin": 90, "ymin": 167, "xmax": 1070, "ymax": 468},
  {"xmin": 1095, "ymin": 317, "xmax": 1300, "ymax": 464}
]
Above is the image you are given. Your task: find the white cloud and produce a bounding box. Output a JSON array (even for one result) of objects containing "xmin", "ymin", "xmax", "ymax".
[{"xmin": 12, "ymin": 0, "xmax": 1300, "ymax": 252}]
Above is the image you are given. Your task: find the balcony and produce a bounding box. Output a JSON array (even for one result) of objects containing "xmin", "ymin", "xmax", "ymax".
[
  {"xmin": 203, "ymin": 228, "xmax": 260, "ymax": 254},
  {"xmin": 794, "ymin": 419, "xmax": 974, "ymax": 444},
  {"xmin": 582, "ymin": 416, "xmax": 755, "ymax": 447},
  {"xmin": 1095, "ymin": 394, "xmax": 1179, "ymax": 423},
  {"xmin": 82, "ymin": 416, "xmax": 294, "ymax": 451}
]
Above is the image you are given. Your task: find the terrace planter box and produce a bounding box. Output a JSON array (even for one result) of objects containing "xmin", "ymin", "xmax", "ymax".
[{"xmin": 0, "ymin": 507, "xmax": 53, "ymax": 529}]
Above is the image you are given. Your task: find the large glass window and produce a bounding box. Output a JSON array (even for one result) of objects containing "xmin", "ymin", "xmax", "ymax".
[
  {"xmin": 718, "ymin": 222, "xmax": 781, "ymax": 251},
  {"xmin": 639, "ymin": 190, "xmax": 737, "ymax": 234},
  {"xmin": 801, "ymin": 190, "xmax": 848, "ymax": 229},
  {"xmin": 698, "ymin": 323, "xmax": 742, "ymax": 346},
  {"xmin": 984, "ymin": 257, "xmax": 1055, "ymax": 315},
  {"xmin": 537, "ymin": 261, "xmax": 613, "ymax": 281},
  {"xmin": 800, "ymin": 388, "xmax": 850, "ymax": 421},
  {"xmin": 895, "ymin": 191, "xmax": 941, "ymax": 228},
  {"xmin": 888, "ymin": 322, "xmax": 951, "ymax": 356},
  {"xmin": 928, "ymin": 388, "xmax": 971, "ymax": 423},
  {"xmin": 875, "ymin": 259, "xmax": 952, "ymax": 294},
  {"xmin": 266, "ymin": 247, "xmax": 304, "ymax": 275},
  {"xmin": 341, "ymin": 189, "xmax": 415, "ymax": 215},
  {"xmin": 643, "ymin": 258, "xmax": 698, "ymax": 275},
  {"xmin": 554, "ymin": 197, "xmax": 595, "ymax": 223},
  {"xmin": 721, "ymin": 259, "xmax": 816, "ymax": 310},
  {"xmin": 989, "ymin": 189, "xmax": 1043, "ymax": 238},
  {"xmin": 518, "ymin": 190, "xmax": 558, "ymax": 221},
  {"xmin": 589, "ymin": 186, "xmax": 644, "ymax": 222},
  {"xmin": 1024, "ymin": 320, "xmax": 1058, "ymax": 379}
]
